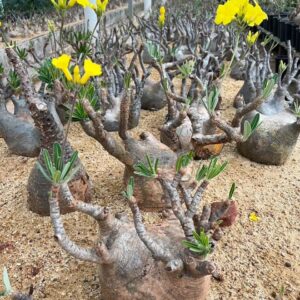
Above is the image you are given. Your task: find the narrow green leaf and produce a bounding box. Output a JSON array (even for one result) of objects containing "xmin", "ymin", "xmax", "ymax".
[
  {"xmin": 243, "ymin": 120, "xmax": 252, "ymax": 141},
  {"xmin": 36, "ymin": 162, "xmax": 53, "ymax": 183},
  {"xmin": 3, "ymin": 267, "xmax": 12, "ymax": 295},
  {"xmin": 53, "ymin": 143, "xmax": 62, "ymax": 171},
  {"xmin": 228, "ymin": 182, "xmax": 236, "ymax": 200}
]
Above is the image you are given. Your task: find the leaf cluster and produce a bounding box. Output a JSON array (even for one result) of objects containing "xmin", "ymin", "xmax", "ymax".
[{"xmin": 37, "ymin": 143, "xmax": 79, "ymax": 184}]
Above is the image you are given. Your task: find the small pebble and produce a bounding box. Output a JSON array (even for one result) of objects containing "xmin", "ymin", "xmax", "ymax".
[{"xmin": 284, "ymin": 262, "xmax": 292, "ymax": 268}]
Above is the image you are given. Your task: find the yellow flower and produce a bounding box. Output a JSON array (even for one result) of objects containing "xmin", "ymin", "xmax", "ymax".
[
  {"xmin": 158, "ymin": 6, "xmax": 166, "ymax": 28},
  {"xmin": 246, "ymin": 31, "xmax": 259, "ymax": 45},
  {"xmin": 52, "ymin": 55, "xmax": 102, "ymax": 85},
  {"xmin": 249, "ymin": 212, "xmax": 260, "ymax": 222},
  {"xmin": 52, "ymin": 54, "xmax": 73, "ymax": 81},
  {"xmin": 50, "ymin": 0, "xmax": 76, "ymax": 10},
  {"xmin": 0, "ymin": 21, "xmax": 2, "ymax": 28},
  {"xmin": 215, "ymin": 2, "xmax": 238, "ymax": 26},
  {"xmin": 214, "ymin": 0, "xmax": 267, "ymax": 27},
  {"xmin": 77, "ymin": 0, "xmax": 92, "ymax": 8},
  {"xmin": 90, "ymin": 0, "xmax": 109, "ymax": 16},
  {"xmin": 243, "ymin": 2, "xmax": 268, "ymax": 27},
  {"xmin": 80, "ymin": 59, "xmax": 102, "ymax": 84}
]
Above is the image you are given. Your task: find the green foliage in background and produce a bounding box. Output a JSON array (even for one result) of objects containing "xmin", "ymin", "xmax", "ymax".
[{"xmin": 2, "ymin": 0, "xmax": 53, "ymax": 14}]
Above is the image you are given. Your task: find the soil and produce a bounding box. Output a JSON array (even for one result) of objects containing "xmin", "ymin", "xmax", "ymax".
[{"xmin": 0, "ymin": 77, "xmax": 300, "ymax": 300}]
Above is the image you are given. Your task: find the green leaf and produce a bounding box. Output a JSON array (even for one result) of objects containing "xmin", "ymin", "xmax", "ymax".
[
  {"xmin": 42, "ymin": 149, "xmax": 55, "ymax": 178},
  {"xmin": 250, "ymin": 113, "xmax": 261, "ymax": 131},
  {"xmin": 243, "ymin": 120, "xmax": 252, "ymax": 141},
  {"xmin": 228, "ymin": 182, "xmax": 236, "ymax": 200},
  {"xmin": 61, "ymin": 166, "xmax": 80, "ymax": 184},
  {"xmin": 36, "ymin": 162, "xmax": 53, "ymax": 183},
  {"xmin": 3, "ymin": 267, "xmax": 12, "ymax": 296},
  {"xmin": 53, "ymin": 143, "xmax": 63, "ymax": 171},
  {"xmin": 196, "ymin": 165, "xmax": 207, "ymax": 181}
]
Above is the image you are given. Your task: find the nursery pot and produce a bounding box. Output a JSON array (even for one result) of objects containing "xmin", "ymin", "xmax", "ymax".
[
  {"xmin": 296, "ymin": 27, "xmax": 300, "ymax": 52},
  {"xmin": 291, "ymin": 24, "xmax": 298, "ymax": 48},
  {"xmin": 237, "ymin": 110, "xmax": 300, "ymax": 165},
  {"xmin": 279, "ymin": 19, "xmax": 288, "ymax": 42},
  {"xmin": 272, "ymin": 16, "xmax": 280, "ymax": 37}
]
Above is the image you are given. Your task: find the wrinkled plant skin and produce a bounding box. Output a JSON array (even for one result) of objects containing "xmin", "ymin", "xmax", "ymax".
[
  {"xmin": 98, "ymin": 217, "xmax": 211, "ymax": 300},
  {"xmin": 238, "ymin": 110, "xmax": 300, "ymax": 165},
  {"xmin": 49, "ymin": 183, "xmax": 229, "ymax": 300},
  {"xmin": 141, "ymin": 79, "xmax": 166, "ymax": 111},
  {"xmin": 0, "ymin": 96, "xmax": 41, "ymax": 157},
  {"xmin": 236, "ymin": 42, "xmax": 300, "ymax": 165},
  {"xmin": 123, "ymin": 132, "xmax": 178, "ymax": 210}
]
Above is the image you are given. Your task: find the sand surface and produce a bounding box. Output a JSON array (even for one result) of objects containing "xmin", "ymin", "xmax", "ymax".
[{"xmin": 0, "ymin": 78, "xmax": 299, "ymax": 299}]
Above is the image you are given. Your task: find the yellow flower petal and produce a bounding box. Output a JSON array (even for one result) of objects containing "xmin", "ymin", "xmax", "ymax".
[
  {"xmin": 73, "ymin": 65, "xmax": 82, "ymax": 84},
  {"xmin": 249, "ymin": 212, "xmax": 260, "ymax": 222},
  {"xmin": 52, "ymin": 54, "xmax": 71, "ymax": 70},
  {"xmin": 246, "ymin": 31, "xmax": 259, "ymax": 45},
  {"xmin": 80, "ymin": 59, "xmax": 102, "ymax": 84},
  {"xmin": 52, "ymin": 54, "xmax": 73, "ymax": 81},
  {"xmin": 77, "ymin": 0, "xmax": 92, "ymax": 8}
]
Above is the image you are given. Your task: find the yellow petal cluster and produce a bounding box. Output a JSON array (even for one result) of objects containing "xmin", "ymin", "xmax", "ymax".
[
  {"xmin": 158, "ymin": 6, "xmax": 166, "ymax": 29},
  {"xmin": 249, "ymin": 212, "xmax": 260, "ymax": 222},
  {"xmin": 215, "ymin": 0, "xmax": 267, "ymax": 27},
  {"xmin": 52, "ymin": 54, "xmax": 102, "ymax": 85},
  {"xmin": 90, "ymin": 0, "xmax": 109, "ymax": 17},
  {"xmin": 50, "ymin": 0, "xmax": 77, "ymax": 10},
  {"xmin": 246, "ymin": 31, "xmax": 259, "ymax": 45}
]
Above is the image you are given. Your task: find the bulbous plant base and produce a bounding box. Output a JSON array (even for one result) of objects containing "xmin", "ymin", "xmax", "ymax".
[
  {"xmin": 99, "ymin": 218, "xmax": 211, "ymax": 300},
  {"xmin": 124, "ymin": 166, "xmax": 172, "ymax": 210},
  {"xmin": 123, "ymin": 132, "xmax": 178, "ymax": 210},
  {"xmin": 141, "ymin": 79, "xmax": 166, "ymax": 111},
  {"xmin": 237, "ymin": 111, "xmax": 300, "ymax": 165},
  {"xmin": 230, "ymin": 60, "xmax": 246, "ymax": 81},
  {"xmin": 27, "ymin": 166, "xmax": 91, "ymax": 216}
]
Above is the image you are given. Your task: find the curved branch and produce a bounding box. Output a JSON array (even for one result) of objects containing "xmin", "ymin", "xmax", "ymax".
[
  {"xmin": 49, "ymin": 186, "xmax": 101, "ymax": 263},
  {"xmin": 81, "ymin": 99, "xmax": 132, "ymax": 166},
  {"xmin": 128, "ymin": 196, "xmax": 175, "ymax": 263}
]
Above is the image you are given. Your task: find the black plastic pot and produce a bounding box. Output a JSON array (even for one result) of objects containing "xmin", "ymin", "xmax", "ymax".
[
  {"xmin": 269, "ymin": 15, "xmax": 274, "ymax": 33},
  {"xmin": 273, "ymin": 16, "xmax": 280, "ymax": 37},
  {"xmin": 296, "ymin": 27, "xmax": 300, "ymax": 52},
  {"xmin": 279, "ymin": 19, "xmax": 288, "ymax": 41},
  {"xmin": 291, "ymin": 23, "xmax": 298, "ymax": 48}
]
